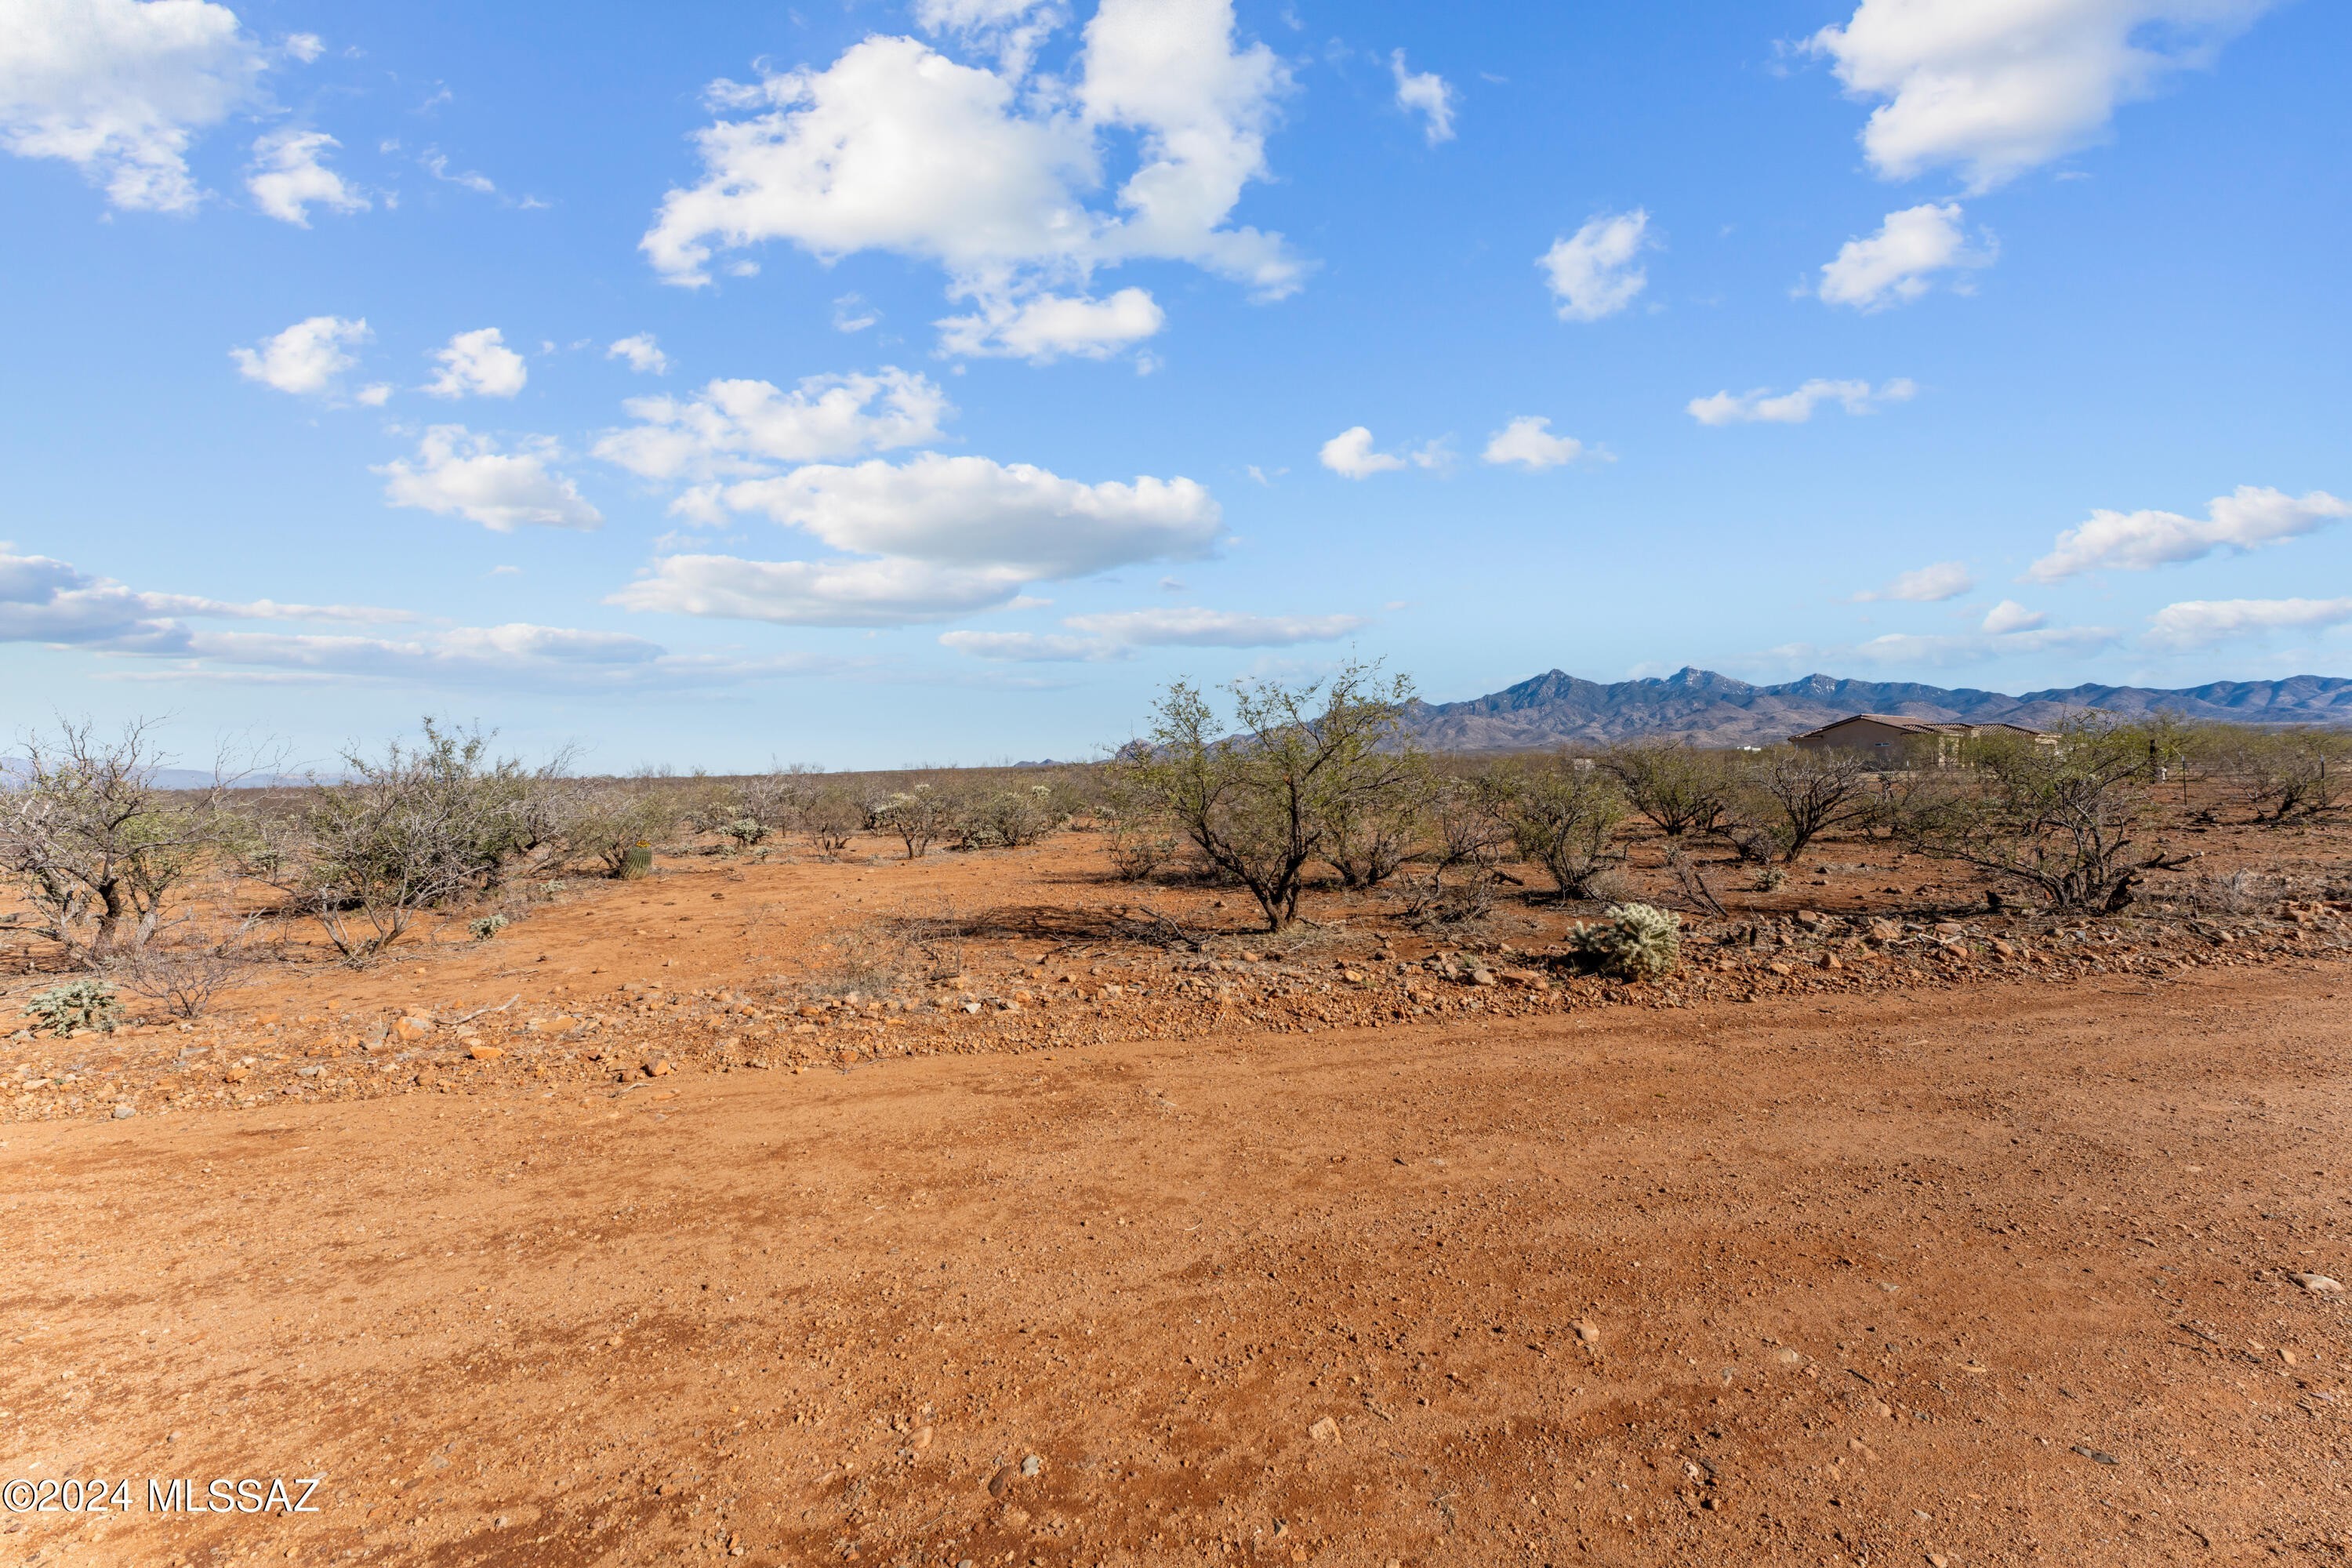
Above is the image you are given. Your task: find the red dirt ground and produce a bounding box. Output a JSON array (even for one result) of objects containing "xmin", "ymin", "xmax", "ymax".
[{"xmin": 3, "ymin": 837, "xmax": 2349, "ymax": 1566}]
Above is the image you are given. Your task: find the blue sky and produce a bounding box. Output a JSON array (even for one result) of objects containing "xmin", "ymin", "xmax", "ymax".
[{"xmin": 3, "ymin": 0, "xmax": 2347, "ymax": 769}]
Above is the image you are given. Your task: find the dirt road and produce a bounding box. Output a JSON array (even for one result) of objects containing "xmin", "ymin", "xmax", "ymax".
[{"xmin": 5, "ymin": 964, "xmax": 2347, "ymax": 1566}]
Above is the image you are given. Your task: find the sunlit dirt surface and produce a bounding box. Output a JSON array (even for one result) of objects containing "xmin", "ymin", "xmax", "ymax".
[
  {"xmin": 6, "ymin": 958, "xmax": 2350, "ymax": 1565},
  {"xmin": 5, "ymin": 829, "xmax": 2350, "ymax": 1565}
]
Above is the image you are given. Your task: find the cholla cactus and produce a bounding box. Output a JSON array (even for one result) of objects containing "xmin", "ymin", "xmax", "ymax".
[
  {"xmin": 27, "ymin": 979, "xmax": 120, "ymax": 1036},
  {"xmin": 1573, "ymin": 902, "xmax": 1682, "ymax": 980},
  {"xmin": 469, "ymin": 913, "xmax": 510, "ymax": 941}
]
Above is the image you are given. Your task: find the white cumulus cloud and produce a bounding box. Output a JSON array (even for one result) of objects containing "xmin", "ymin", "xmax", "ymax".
[
  {"xmin": 1817, "ymin": 201, "xmax": 1994, "ymax": 310},
  {"xmin": 613, "ymin": 554, "xmax": 1029, "ymax": 628},
  {"xmin": 0, "ymin": 0, "xmax": 270, "ymax": 212},
  {"xmin": 2028, "ymin": 485, "xmax": 2350, "ymax": 581},
  {"xmin": 1540, "ymin": 209, "xmax": 1651, "ymax": 322},
  {"xmin": 1319, "ymin": 428, "xmax": 1447, "ymax": 479},
  {"xmin": 1480, "ymin": 416, "xmax": 1585, "ymax": 470},
  {"xmin": 1853, "ymin": 561, "xmax": 1975, "ymax": 603},
  {"xmin": 936, "ymin": 286, "xmax": 1165, "ymax": 361},
  {"xmin": 606, "ymin": 333, "xmax": 669, "ymax": 375},
  {"xmin": 593, "ymin": 368, "xmax": 953, "ymax": 485},
  {"xmin": 244, "ymin": 126, "xmax": 365, "ymax": 224},
  {"xmin": 1809, "ymin": 0, "xmax": 2277, "ymax": 191},
  {"xmin": 1390, "ymin": 50, "xmax": 1454, "ymax": 144},
  {"xmin": 717, "ymin": 454, "xmax": 1220, "ymax": 579},
  {"xmin": 423, "ymin": 327, "xmax": 528, "ymax": 399},
  {"xmin": 2145, "ymin": 596, "xmax": 2352, "ymax": 651},
  {"xmin": 377, "ymin": 426, "xmax": 602, "ymax": 532},
  {"xmin": 614, "ymin": 451, "xmax": 1221, "ymax": 628},
  {"xmin": 639, "ymin": 1, "xmax": 1301, "ymax": 356},
  {"xmin": 1980, "ymin": 599, "xmax": 2048, "ymax": 633},
  {"xmin": 1687, "ymin": 377, "xmax": 1916, "ymax": 425},
  {"xmin": 230, "ymin": 314, "xmax": 370, "ymax": 396}
]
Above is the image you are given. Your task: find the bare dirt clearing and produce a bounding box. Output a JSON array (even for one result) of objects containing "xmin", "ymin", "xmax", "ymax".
[{"xmin": 5, "ymin": 947, "xmax": 2349, "ymax": 1566}]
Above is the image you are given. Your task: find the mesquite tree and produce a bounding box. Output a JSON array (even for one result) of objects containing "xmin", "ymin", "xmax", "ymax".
[
  {"xmin": 1893, "ymin": 721, "xmax": 2190, "ymax": 913},
  {"xmin": 1123, "ymin": 662, "xmax": 1420, "ymax": 930}
]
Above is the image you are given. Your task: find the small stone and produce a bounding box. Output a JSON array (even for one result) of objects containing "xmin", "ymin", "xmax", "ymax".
[
  {"xmin": 396, "ymin": 1016, "xmax": 433, "ymax": 1042},
  {"xmin": 111, "ymin": 1103, "xmax": 136, "ymax": 1120},
  {"xmin": 1773, "ymin": 1348, "xmax": 1803, "ymax": 1365},
  {"xmin": 1575, "ymin": 1321, "xmax": 1600, "ymax": 1344},
  {"xmin": 986, "ymin": 1465, "xmax": 1017, "ymax": 1498},
  {"xmin": 1820, "ymin": 953, "xmax": 1841, "ymax": 971},
  {"xmin": 911, "ymin": 1425, "xmax": 934, "ymax": 1450},
  {"xmin": 1020, "ymin": 1453, "xmax": 1041, "ymax": 1477},
  {"xmin": 1929, "ymin": 1555, "xmax": 1951, "ymax": 1567},
  {"xmin": 646, "ymin": 1059, "xmax": 673, "ymax": 1077},
  {"xmin": 1867, "ymin": 920, "xmax": 1902, "ymax": 943},
  {"xmin": 1308, "ymin": 1416, "xmax": 1341, "ymax": 1443},
  {"xmin": 223, "ymin": 1066, "xmax": 250, "ymax": 1083},
  {"xmin": 2288, "ymin": 1271, "xmax": 2343, "ymax": 1294},
  {"xmin": 469, "ymin": 1044, "xmax": 503, "ymax": 1062}
]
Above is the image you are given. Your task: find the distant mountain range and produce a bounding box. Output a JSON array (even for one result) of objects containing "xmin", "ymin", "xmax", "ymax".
[{"xmin": 1404, "ymin": 668, "xmax": 2352, "ymax": 750}]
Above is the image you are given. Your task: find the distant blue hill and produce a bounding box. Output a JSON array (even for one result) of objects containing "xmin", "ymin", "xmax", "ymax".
[{"xmin": 1405, "ymin": 667, "xmax": 2352, "ymax": 750}]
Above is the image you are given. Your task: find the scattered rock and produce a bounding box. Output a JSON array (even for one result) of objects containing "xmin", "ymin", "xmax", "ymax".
[
  {"xmin": 2288, "ymin": 1271, "xmax": 2343, "ymax": 1295},
  {"xmin": 2069, "ymin": 1444, "xmax": 2120, "ymax": 1465},
  {"xmin": 395, "ymin": 1017, "xmax": 433, "ymax": 1042},
  {"xmin": 223, "ymin": 1066, "xmax": 250, "ymax": 1084},
  {"xmin": 645, "ymin": 1059, "xmax": 673, "ymax": 1077},
  {"xmin": 1020, "ymin": 1453, "xmax": 1042, "ymax": 1477},
  {"xmin": 1308, "ymin": 1416, "xmax": 1341, "ymax": 1443},
  {"xmin": 910, "ymin": 1426, "xmax": 934, "ymax": 1450},
  {"xmin": 1573, "ymin": 1321, "xmax": 1599, "ymax": 1344},
  {"xmin": 986, "ymin": 1465, "xmax": 1017, "ymax": 1498},
  {"xmin": 469, "ymin": 1044, "xmax": 504, "ymax": 1062},
  {"xmin": 111, "ymin": 1103, "xmax": 135, "ymax": 1120},
  {"xmin": 1867, "ymin": 920, "xmax": 1902, "ymax": 944}
]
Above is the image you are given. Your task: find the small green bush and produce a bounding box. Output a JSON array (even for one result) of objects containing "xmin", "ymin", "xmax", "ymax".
[
  {"xmin": 1572, "ymin": 902, "xmax": 1682, "ymax": 980},
  {"xmin": 27, "ymin": 979, "xmax": 120, "ymax": 1036},
  {"xmin": 469, "ymin": 913, "xmax": 510, "ymax": 941}
]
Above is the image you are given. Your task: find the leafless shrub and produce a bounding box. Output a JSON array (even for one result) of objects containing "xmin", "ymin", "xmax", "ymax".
[
  {"xmin": 804, "ymin": 924, "xmax": 913, "ymax": 998},
  {"xmin": 1738, "ymin": 745, "xmax": 1880, "ymax": 864},
  {"xmin": 2185, "ymin": 868, "xmax": 2276, "ymax": 914},
  {"xmin": 107, "ymin": 906, "xmax": 263, "ymax": 1018},
  {"xmin": 1893, "ymin": 720, "xmax": 2189, "ymax": 914},
  {"xmin": 1391, "ymin": 771, "xmax": 1512, "ymax": 925},
  {"xmin": 0, "ymin": 717, "xmax": 252, "ymax": 966},
  {"xmin": 267, "ymin": 719, "xmax": 549, "ymax": 965}
]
